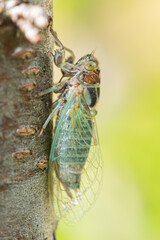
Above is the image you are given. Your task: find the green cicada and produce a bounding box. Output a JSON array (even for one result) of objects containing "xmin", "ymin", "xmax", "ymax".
[{"xmin": 39, "ymin": 18, "xmax": 103, "ymax": 224}]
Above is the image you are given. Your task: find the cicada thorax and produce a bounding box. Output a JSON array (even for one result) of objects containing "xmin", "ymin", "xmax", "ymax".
[
  {"xmin": 54, "ymin": 104, "xmax": 93, "ymax": 197},
  {"xmin": 77, "ymin": 71, "xmax": 100, "ymax": 108}
]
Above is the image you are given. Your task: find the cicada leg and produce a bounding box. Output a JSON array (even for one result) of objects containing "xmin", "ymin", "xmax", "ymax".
[
  {"xmin": 38, "ymin": 98, "xmax": 65, "ymax": 137},
  {"xmin": 35, "ymin": 83, "xmax": 64, "ymax": 97},
  {"xmin": 48, "ymin": 17, "xmax": 64, "ymax": 50},
  {"xmin": 64, "ymin": 46, "xmax": 75, "ymax": 64},
  {"xmin": 48, "ymin": 17, "xmax": 79, "ymax": 77},
  {"xmin": 48, "ymin": 16, "xmax": 75, "ymax": 63}
]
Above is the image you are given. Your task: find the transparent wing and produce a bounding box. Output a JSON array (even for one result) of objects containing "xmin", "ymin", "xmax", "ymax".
[{"xmin": 49, "ymin": 92, "xmax": 103, "ymax": 224}]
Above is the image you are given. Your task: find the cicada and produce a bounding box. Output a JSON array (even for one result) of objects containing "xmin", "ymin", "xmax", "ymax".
[{"xmin": 38, "ymin": 18, "xmax": 103, "ymax": 224}]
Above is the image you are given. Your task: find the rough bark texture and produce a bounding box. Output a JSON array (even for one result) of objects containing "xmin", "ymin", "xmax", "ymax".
[{"xmin": 0, "ymin": 1, "xmax": 56, "ymax": 239}]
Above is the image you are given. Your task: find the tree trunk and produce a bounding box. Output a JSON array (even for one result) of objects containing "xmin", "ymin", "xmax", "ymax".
[{"xmin": 0, "ymin": 1, "xmax": 56, "ymax": 239}]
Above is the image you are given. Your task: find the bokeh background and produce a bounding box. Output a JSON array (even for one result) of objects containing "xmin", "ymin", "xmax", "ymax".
[{"xmin": 53, "ymin": 0, "xmax": 160, "ymax": 239}]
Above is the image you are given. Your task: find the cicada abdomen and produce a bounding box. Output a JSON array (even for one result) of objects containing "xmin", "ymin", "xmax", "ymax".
[{"xmin": 54, "ymin": 114, "xmax": 92, "ymax": 192}]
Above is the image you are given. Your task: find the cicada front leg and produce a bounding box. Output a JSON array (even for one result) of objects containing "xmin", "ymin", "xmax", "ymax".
[
  {"xmin": 64, "ymin": 46, "xmax": 75, "ymax": 64},
  {"xmin": 48, "ymin": 17, "xmax": 79, "ymax": 78}
]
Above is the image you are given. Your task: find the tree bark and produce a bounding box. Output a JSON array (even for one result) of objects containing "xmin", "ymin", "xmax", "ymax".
[{"xmin": 0, "ymin": 1, "xmax": 56, "ymax": 239}]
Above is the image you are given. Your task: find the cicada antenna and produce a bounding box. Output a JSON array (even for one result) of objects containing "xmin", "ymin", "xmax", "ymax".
[{"xmin": 91, "ymin": 48, "xmax": 97, "ymax": 56}]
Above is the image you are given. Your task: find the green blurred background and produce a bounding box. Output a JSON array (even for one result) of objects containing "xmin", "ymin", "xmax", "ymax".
[{"xmin": 53, "ymin": 0, "xmax": 160, "ymax": 239}]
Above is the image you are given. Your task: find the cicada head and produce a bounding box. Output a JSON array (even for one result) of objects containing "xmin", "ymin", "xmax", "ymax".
[{"xmin": 76, "ymin": 54, "xmax": 100, "ymax": 85}]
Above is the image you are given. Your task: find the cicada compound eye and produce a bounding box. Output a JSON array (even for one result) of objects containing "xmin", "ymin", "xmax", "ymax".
[{"xmin": 85, "ymin": 61, "xmax": 96, "ymax": 71}]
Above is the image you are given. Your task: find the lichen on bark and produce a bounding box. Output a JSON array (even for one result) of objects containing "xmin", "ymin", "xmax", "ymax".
[{"xmin": 0, "ymin": 1, "xmax": 56, "ymax": 239}]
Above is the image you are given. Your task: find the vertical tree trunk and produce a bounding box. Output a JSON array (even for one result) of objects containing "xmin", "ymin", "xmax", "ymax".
[{"xmin": 0, "ymin": 1, "xmax": 56, "ymax": 239}]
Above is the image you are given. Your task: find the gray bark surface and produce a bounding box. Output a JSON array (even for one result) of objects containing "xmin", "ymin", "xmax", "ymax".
[{"xmin": 0, "ymin": 1, "xmax": 56, "ymax": 239}]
